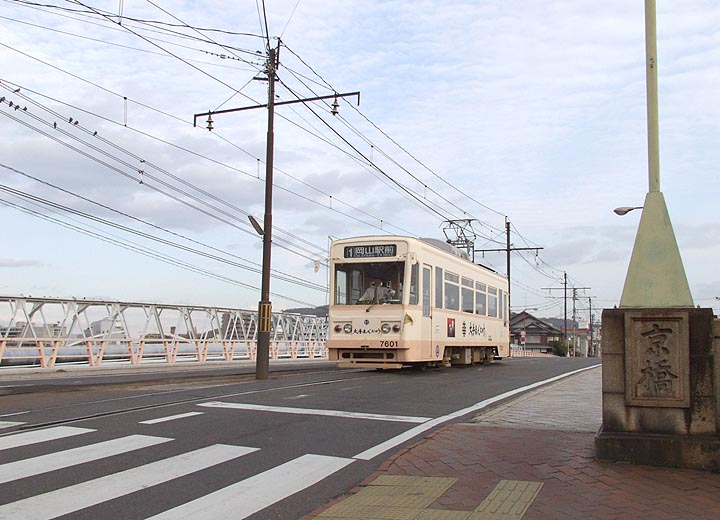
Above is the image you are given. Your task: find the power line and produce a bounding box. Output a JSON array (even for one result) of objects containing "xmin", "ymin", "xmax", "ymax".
[
  {"xmin": 282, "ymin": 42, "xmax": 508, "ymax": 224},
  {"xmin": 0, "ymin": 195, "xmax": 316, "ymax": 306},
  {"xmin": 0, "ymin": 93, "xmax": 326, "ymax": 261},
  {"xmin": 0, "ymin": 162, "xmax": 325, "ymax": 292}
]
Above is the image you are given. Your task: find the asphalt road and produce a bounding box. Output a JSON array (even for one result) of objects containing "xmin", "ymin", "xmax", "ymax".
[{"xmin": 0, "ymin": 357, "xmax": 599, "ymax": 519}]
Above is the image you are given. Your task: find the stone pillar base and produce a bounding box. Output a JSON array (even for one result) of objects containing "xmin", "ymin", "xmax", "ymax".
[
  {"xmin": 596, "ymin": 307, "xmax": 720, "ymax": 471},
  {"xmin": 596, "ymin": 428, "xmax": 720, "ymax": 472}
]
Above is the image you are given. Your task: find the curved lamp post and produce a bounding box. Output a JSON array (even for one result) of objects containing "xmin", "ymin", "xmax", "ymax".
[{"xmin": 618, "ymin": 0, "xmax": 693, "ymax": 309}]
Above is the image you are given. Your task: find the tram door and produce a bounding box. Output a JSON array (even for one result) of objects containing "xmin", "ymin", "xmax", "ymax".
[{"xmin": 422, "ymin": 265, "xmax": 433, "ymax": 359}]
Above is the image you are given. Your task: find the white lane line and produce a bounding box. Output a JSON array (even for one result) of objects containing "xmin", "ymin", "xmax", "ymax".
[
  {"xmin": 354, "ymin": 364, "xmax": 602, "ymax": 460},
  {"xmin": 0, "ymin": 426, "xmax": 95, "ymax": 451},
  {"xmin": 147, "ymin": 453, "xmax": 353, "ymax": 520},
  {"xmin": 0, "ymin": 411, "xmax": 30, "ymax": 418},
  {"xmin": 198, "ymin": 402, "xmax": 431, "ymax": 424},
  {"xmin": 0, "ymin": 421, "xmax": 25, "ymax": 429},
  {"xmin": 139, "ymin": 412, "xmax": 205, "ymax": 425},
  {"xmin": 0, "ymin": 444, "xmax": 259, "ymax": 520}
]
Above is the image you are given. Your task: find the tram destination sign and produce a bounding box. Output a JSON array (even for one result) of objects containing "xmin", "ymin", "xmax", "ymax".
[{"xmin": 344, "ymin": 244, "xmax": 397, "ymax": 259}]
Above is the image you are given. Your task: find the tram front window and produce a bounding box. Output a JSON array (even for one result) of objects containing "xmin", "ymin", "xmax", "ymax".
[{"xmin": 334, "ymin": 261, "xmax": 405, "ymax": 305}]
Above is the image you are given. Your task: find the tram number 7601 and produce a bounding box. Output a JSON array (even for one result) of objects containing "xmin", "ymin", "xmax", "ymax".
[{"xmin": 380, "ymin": 340, "xmax": 398, "ymax": 348}]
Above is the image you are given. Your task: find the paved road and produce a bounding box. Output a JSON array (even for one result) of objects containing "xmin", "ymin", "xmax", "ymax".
[{"xmin": 0, "ymin": 357, "xmax": 598, "ymax": 519}]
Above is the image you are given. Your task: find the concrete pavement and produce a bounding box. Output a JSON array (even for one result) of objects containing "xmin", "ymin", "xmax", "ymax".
[{"xmin": 305, "ymin": 365, "xmax": 720, "ymax": 519}]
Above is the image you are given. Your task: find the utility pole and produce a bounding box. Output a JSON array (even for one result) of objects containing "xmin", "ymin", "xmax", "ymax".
[
  {"xmin": 474, "ymin": 218, "xmax": 542, "ymax": 313},
  {"xmin": 542, "ymin": 274, "xmax": 589, "ymax": 354},
  {"xmin": 588, "ymin": 296, "xmax": 594, "ymax": 356},
  {"xmin": 572, "ymin": 288, "xmax": 577, "ymax": 356},
  {"xmin": 192, "ymin": 43, "xmax": 359, "ymax": 380},
  {"xmin": 563, "ymin": 272, "xmax": 567, "ymax": 339},
  {"xmin": 256, "ymin": 46, "xmax": 277, "ymax": 381}
]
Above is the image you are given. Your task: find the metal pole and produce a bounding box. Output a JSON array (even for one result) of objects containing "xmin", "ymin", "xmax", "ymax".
[
  {"xmin": 563, "ymin": 272, "xmax": 568, "ymax": 341},
  {"xmin": 645, "ymin": 0, "xmax": 660, "ymax": 193},
  {"xmin": 588, "ymin": 297, "xmax": 593, "ymax": 357},
  {"xmin": 256, "ymin": 46, "xmax": 276, "ymax": 380},
  {"xmin": 505, "ymin": 218, "xmax": 511, "ymax": 312}
]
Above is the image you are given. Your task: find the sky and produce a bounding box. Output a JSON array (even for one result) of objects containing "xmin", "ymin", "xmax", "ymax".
[{"xmin": 0, "ymin": 0, "xmax": 718, "ymax": 323}]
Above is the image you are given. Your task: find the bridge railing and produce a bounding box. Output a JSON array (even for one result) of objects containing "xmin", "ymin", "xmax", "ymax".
[
  {"xmin": 0, "ymin": 295, "xmax": 328, "ymax": 369},
  {"xmin": 0, "ymin": 338, "xmax": 328, "ymax": 368}
]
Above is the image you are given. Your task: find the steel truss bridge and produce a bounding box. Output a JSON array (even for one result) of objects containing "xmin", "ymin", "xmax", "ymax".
[{"xmin": 0, "ymin": 296, "xmax": 327, "ymax": 368}]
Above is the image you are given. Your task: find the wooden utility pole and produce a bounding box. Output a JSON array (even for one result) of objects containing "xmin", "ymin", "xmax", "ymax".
[
  {"xmin": 192, "ymin": 43, "xmax": 359, "ymax": 380},
  {"xmin": 474, "ymin": 218, "xmax": 542, "ymax": 313}
]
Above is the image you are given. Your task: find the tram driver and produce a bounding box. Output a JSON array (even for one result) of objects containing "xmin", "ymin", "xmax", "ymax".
[{"xmin": 358, "ymin": 278, "xmax": 396, "ymax": 304}]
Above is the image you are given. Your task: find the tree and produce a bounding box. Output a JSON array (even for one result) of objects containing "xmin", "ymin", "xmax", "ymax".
[{"xmin": 552, "ymin": 340, "xmax": 569, "ymax": 357}]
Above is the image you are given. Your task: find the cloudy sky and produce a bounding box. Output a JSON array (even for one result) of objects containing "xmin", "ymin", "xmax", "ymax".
[{"xmin": 0, "ymin": 0, "xmax": 718, "ymax": 322}]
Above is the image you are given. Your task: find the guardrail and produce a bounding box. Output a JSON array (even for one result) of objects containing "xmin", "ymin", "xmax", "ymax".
[
  {"xmin": 511, "ymin": 347, "xmax": 556, "ymax": 358},
  {"xmin": 0, "ymin": 337, "xmax": 327, "ymax": 368}
]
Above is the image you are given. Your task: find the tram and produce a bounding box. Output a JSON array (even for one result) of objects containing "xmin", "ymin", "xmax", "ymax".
[{"xmin": 327, "ymin": 235, "xmax": 510, "ymax": 369}]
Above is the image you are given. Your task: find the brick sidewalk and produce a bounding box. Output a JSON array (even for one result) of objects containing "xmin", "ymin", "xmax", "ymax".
[{"xmin": 306, "ymin": 367, "xmax": 720, "ymax": 519}]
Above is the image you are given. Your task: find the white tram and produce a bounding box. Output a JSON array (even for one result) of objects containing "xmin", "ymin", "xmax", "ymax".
[{"xmin": 327, "ymin": 236, "xmax": 510, "ymax": 369}]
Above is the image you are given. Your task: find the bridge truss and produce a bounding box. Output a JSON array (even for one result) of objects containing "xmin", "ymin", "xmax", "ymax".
[{"xmin": 0, "ymin": 296, "xmax": 327, "ymax": 368}]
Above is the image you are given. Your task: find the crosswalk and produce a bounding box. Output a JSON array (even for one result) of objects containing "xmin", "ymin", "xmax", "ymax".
[{"xmin": 0, "ymin": 425, "xmax": 354, "ymax": 519}]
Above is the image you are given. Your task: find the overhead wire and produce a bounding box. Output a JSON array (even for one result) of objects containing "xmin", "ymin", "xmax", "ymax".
[
  {"xmin": 280, "ymin": 67, "xmax": 479, "ymax": 224},
  {"xmin": 0, "ymin": 161, "xmax": 325, "ymax": 292},
  {"xmin": 0, "ymin": 93, "xmax": 325, "ymax": 262},
  {"xmin": 0, "ymin": 74, "xmax": 413, "ymax": 248},
  {"xmin": 0, "ymin": 182, "xmax": 325, "ymax": 292},
  {"xmin": 277, "ymin": 77, "xmax": 455, "ymax": 224},
  {"xmin": 0, "ymin": 14, "xmax": 259, "ymax": 70},
  {"xmin": 0, "ymin": 195, "xmax": 316, "ymax": 306},
  {"xmin": 5, "ymin": 1, "xmax": 583, "ymax": 301},
  {"xmin": 15, "ymin": 1, "xmax": 421, "ymax": 244},
  {"xmin": 282, "ymin": 43, "xmax": 509, "ymax": 222}
]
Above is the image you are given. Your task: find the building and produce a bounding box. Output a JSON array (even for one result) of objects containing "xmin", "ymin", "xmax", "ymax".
[{"xmin": 509, "ymin": 311, "xmax": 563, "ymax": 354}]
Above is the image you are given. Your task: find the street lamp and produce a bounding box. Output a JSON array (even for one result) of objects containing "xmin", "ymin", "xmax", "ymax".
[
  {"xmin": 618, "ymin": 0, "xmax": 693, "ymax": 309},
  {"xmin": 613, "ymin": 206, "xmax": 643, "ymax": 216}
]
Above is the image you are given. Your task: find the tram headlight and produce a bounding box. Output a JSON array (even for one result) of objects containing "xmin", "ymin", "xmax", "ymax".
[
  {"xmin": 343, "ymin": 323, "xmax": 353, "ymax": 334},
  {"xmin": 381, "ymin": 323, "xmax": 391, "ymax": 334},
  {"xmin": 334, "ymin": 324, "xmax": 342, "ymax": 333},
  {"xmin": 392, "ymin": 324, "xmax": 401, "ymax": 333}
]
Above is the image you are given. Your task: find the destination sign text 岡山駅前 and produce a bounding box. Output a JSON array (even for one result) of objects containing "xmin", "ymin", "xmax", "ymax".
[{"xmin": 343, "ymin": 245, "xmax": 397, "ymax": 259}]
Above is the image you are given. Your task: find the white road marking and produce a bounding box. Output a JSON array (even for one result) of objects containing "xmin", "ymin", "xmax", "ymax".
[
  {"xmin": 353, "ymin": 364, "xmax": 602, "ymax": 460},
  {"xmin": 139, "ymin": 412, "xmax": 205, "ymax": 424},
  {"xmin": 146, "ymin": 453, "xmax": 353, "ymax": 520},
  {"xmin": 0, "ymin": 411, "xmax": 30, "ymax": 418},
  {"xmin": 0, "ymin": 421, "xmax": 24, "ymax": 429},
  {"xmin": 283, "ymin": 394, "xmax": 309, "ymax": 400},
  {"xmin": 0, "ymin": 426, "xmax": 95, "ymax": 451},
  {"xmin": 198, "ymin": 401, "xmax": 431, "ymax": 423},
  {"xmin": 0, "ymin": 444, "xmax": 259, "ymax": 520},
  {"xmin": 0, "ymin": 434, "xmax": 172, "ymax": 484}
]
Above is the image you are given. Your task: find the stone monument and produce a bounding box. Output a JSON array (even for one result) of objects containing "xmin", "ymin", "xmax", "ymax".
[{"xmin": 594, "ymin": 0, "xmax": 719, "ymax": 471}]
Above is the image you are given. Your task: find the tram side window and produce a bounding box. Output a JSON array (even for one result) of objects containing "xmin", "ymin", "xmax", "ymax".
[
  {"xmin": 487, "ymin": 286, "xmax": 498, "ymax": 318},
  {"xmin": 422, "ymin": 266, "xmax": 431, "ymax": 317},
  {"xmin": 409, "ymin": 263, "xmax": 419, "ymax": 305},
  {"xmin": 475, "ymin": 282, "xmax": 487, "ymax": 315},
  {"xmin": 444, "ymin": 272, "xmax": 459, "ymax": 311},
  {"xmin": 498, "ymin": 291, "xmax": 504, "ymax": 321},
  {"xmin": 435, "ymin": 267, "xmax": 443, "ymax": 309},
  {"xmin": 461, "ymin": 277, "xmax": 474, "ymax": 314}
]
